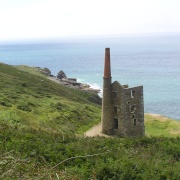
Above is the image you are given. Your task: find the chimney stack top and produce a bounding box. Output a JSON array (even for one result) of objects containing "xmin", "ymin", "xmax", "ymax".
[{"xmin": 104, "ymin": 48, "xmax": 111, "ymax": 78}]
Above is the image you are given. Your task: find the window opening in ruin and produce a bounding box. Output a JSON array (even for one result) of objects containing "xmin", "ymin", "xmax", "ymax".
[
  {"xmin": 132, "ymin": 114, "xmax": 135, "ymax": 118},
  {"xmin": 130, "ymin": 105, "xmax": 135, "ymax": 113},
  {"xmin": 113, "ymin": 118, "xmax": 118, "ymax": 129},
  {"xmin": 114, "ymin": 106, "xmax": 118, "ymax": 113},
  {"xmin": 113, "ymin": 91, "xmax": 117, "ymax": 98},
  {"xmin": 133, "ymin": 119, "xmax": 137, "ymax": 126},
  {"xmin": 131, "ymin": 90, "xmax": 135, "ymax": 98}
]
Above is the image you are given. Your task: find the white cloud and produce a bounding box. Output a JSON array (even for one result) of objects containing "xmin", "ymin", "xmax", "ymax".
[{"xmin": 0, "ymin": 0, "xmax": 180, "ymax": 40}]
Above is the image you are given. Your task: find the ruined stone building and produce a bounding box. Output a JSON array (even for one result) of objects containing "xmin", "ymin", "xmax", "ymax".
[{"xmin": 101, "ymin": 48, "xmax": 145, "ymax": 137}]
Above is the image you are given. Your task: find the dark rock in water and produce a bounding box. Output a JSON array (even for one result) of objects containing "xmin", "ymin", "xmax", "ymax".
[
  {"xmin": 39, "ymin": 67, "xmax": 52, "ymax": 76},
  {"xmin": 57, "ymin": 70, "xmax": 67, "ymax": 79}
]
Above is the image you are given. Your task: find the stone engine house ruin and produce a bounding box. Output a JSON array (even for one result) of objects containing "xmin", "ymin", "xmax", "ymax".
[{"xmin": 101, "ymin": 48, "xmax": 145, "ymax": 137}]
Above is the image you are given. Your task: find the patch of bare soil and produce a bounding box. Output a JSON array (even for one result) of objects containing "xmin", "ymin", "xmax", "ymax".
[{"xmin": 84, "ymin": 123, "xmax": 109, "ymax": 137}]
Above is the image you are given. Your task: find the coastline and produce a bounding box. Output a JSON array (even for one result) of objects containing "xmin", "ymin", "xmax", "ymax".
[
  {"xmin": 36, "ymin": 66, "xmax": 101, "ymax": 94},
  {"xmin": 47, "ymin": 77, "xmax": 179, "ymax": 121},
  {"xmin": 47, "ymin": 76, "xmax": 101, "ymax": 94},
  {"xmin": 37, "ymin": 66, "xmax": 179, "ymax": 121},
  {"xmin": 145, "ymin": 113, "xmax": 179, "ymax": 121},
  {"xmin": 145, "ymin": 113, "xmax": 166, "ymax": 118}
]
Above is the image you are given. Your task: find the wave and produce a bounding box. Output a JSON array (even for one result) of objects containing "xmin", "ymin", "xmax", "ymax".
[{"xmin": 77, "ymin": 78, "xmax": 102, "ymax": 97}]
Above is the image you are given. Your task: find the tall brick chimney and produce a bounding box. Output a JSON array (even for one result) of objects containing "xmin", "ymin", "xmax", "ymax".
[
  {"xmin": 104, "ymin": 48, "xmax": 111, "ymax": 78},
  {"xmin": 102, "ymin": 48, "xmax": 113, "ymax": 134}
]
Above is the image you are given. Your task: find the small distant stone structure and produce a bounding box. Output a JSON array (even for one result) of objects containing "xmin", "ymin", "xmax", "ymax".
[{"xmin": 101, "ymin": 48, "xmax": 145, "ymax": 137}]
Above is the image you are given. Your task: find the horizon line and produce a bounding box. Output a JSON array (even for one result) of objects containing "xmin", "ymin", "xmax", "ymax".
[{"xmin": 1, "ymin": 32, "xmax": 180, "ymax": 44}]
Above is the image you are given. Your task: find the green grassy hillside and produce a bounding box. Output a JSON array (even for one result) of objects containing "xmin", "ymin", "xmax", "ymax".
[
  {"xmin": 0, "ymin": 63, "xmax": 101, "ymax": 134},
  {"xmin": 0, "ymin": 63, "xmax": 180, "ymax": 179},
  {"xmin": 145, "ymin": 114, "xmax": 180, "ymax": 137}
]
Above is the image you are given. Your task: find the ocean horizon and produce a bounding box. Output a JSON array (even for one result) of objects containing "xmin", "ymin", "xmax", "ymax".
[{"xmin": 0, "ymin": 34, "xmax": 180, "ymax": 120}]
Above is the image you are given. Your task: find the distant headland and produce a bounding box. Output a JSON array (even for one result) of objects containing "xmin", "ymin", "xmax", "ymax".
[{"xmin": 36, "ymin": 67, "xmax": 101, "ymax": 94}]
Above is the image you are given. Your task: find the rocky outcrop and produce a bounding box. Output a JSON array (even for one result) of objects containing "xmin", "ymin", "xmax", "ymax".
[
  {"xmin": 48, "ymin": 76, "xmax": 101, "ymax": 93},
  {"xmin": 38, "ymin": 67, "xmax": 52, "ymax": 76},
  {"xmin": 57, "ymin": 70, "xmax": 67, "ymax": 79},
  {"xmin": 39, "ymin": 67, "xmax": 101, "ymax": 95},
  {"xmin": 46, "ymin": 70, "xmax": 101, "ymax": 95}
]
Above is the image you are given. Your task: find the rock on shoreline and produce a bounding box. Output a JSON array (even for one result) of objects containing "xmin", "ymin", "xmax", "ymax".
[
  {"xmin": 38, "ymin": 68, "xmax": 101, "ymax": 94},
  {"xmin": 47, "ymin": 76, "xmax": 101, "ymax": 94}
]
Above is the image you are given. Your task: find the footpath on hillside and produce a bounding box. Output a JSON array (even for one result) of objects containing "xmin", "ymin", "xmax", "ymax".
[{"xmin": 84, "ymin": 123, "xmax": 109, "ymax": 137}]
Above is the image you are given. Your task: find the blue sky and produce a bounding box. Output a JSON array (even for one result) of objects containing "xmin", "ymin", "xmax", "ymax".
[{"xmin": 0, "ymin": 0, "xmax": 180, "ymax": 41}]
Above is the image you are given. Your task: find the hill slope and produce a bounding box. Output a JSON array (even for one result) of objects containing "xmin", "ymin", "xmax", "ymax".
[
  {"xmin": 0, "ymin": 63, "xmax": 101, "ymax": 134},
  {"xmin": 0, "ymin": 63, "xmax": 180, "ymax": 179},
  {"xmin": 145, "ymin": 113, "xmax": 180, "ymax": 137}
]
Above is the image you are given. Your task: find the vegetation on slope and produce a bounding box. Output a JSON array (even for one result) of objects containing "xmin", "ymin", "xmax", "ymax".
[
  {"xmin": 1, "ymin": 125, "xmax": 180, "ymax": 179},
  {"xmin": 145, "ymin": 114, "xmax": 180, "ymax": 137},
  {"xmin": 0, "ymin": 63, "xmax": 180, "ymax": 179},
  {"xmin": 0, "ymin": 63, "xmax": 101, "ymax": 134}
]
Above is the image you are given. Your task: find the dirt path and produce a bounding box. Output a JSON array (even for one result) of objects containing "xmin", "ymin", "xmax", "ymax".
[{"xmin": 84, "ymin": 123, "xmax": 109, "ymax": 137}]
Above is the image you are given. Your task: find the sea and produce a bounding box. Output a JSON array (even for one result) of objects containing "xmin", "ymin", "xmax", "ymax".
[{"xmin": 0, "ymin": 34, "xmax": 180, "ymax": 120}]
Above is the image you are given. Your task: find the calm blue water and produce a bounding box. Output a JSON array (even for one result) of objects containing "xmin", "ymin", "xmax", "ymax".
[{"xmin": 0, "ymin": 34, "xmax": 180, "ymax": 120}]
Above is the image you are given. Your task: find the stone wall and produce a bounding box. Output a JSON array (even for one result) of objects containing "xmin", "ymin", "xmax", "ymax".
[
  {"xmin": 111, "ymin": 81, "xmax": 144, "ymax": 137},
  {"xmin": 101, "ymin": 47, "xmax": 144, "ymax": 137}
]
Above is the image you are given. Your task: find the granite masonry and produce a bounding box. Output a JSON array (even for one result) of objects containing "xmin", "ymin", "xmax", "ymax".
[{"xmin": 101, "ymin": 48, "xmax": 145, "ymax": 137}]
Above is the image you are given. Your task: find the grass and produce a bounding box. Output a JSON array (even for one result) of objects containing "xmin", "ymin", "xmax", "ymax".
[
  {"xmin": 0, "ymin": 63, "xmax": 101, "ymax": 135},
  {"xmin": 1, "ymin": 62, "xmax": 179, "ymax": 136},
  {"xmin": 145, "ymin": 114, "xmax": 180, "ymax": 137},
  {"xmin": 0, "ymin": 62, "xmax": 180, "ymax": 179},
  {"xmin": 1, "ymin": 125, "xmax": 180, "ymax": 179},
  {"xmin": 15, "ymin": 65, "xmax": 47, "ymax": 77}
]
